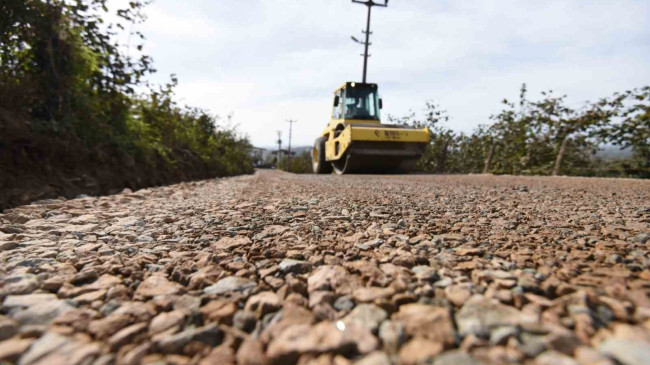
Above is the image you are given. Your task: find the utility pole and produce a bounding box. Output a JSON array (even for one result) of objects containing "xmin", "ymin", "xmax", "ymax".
[
  {"xmin": 351, "ymin": 0, "xmax": 388, "ymax": 83},
  {"xmin": 276, "ymin": 131, "xmax": 282, "ymax": 168},
  {"xmin": 286, "ymin": 120, "xmax": 296, "ymax": 171}
]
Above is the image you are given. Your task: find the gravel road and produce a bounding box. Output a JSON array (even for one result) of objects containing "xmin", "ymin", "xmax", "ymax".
[{"xmin": 1, "ymin": 170, "xmax": 649, "ymax": 365}]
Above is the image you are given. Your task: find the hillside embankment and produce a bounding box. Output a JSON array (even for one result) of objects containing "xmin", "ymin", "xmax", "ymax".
[{"xmin": 0, "ymin": 109, "xmax": 253, "ymax": 210}]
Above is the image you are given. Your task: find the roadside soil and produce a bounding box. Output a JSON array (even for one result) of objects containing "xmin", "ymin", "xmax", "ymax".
[{"xmin": 1, "ymin": 170, "xmax": 649, "ymax": 365}]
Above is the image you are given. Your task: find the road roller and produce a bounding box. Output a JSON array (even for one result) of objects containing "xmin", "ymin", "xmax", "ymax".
[
  {"xmin": 311, "ymin": 1, "xmax": 430, "ymax": 174},
  {"xmin": 312, "ymin": 82, "xmax": 430, "ymax": 174}
]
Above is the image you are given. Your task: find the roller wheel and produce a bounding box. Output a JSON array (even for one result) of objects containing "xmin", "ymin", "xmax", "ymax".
[
  {"xmin": 333, "ymin": 153, "xmax": 415, "ymax": 175},
  {"xmin": 332, "ymin": 153, "xmax": 353, "ymax": 175},
  {"xmin": 312, "ymin": 137, "xmax": 332, "ymax": 174}
]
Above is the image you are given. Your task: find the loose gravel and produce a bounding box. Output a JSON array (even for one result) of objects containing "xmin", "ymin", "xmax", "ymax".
[{"xmin": 1, "ymin": 170, "xmax": 649, "ymax": 365}]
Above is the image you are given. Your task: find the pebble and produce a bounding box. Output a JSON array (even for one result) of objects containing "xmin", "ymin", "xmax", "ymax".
[
  {"xmin": 0, "ymin": 337, "xmax": 34, "ymax": 362},
  {"xmin": 379, "ymin": 320, "xmax": 407, "ymax": 355},
  {"xmin": 13, "ymin": 300, "xmax": 74, "ymax": 326},
  {"xmin": 278, "ymin": 259, "xmax": 312, "ymax": 274},
  {"xmin": 204, "ymin": 276, "xmax": 256, "ymax": 295},
  {"xmin": 535, "ymin": 350, "xmax": 580, "ymax": 365},
  {"xmin": 236, "ymin": 339, "xmax": 269, "ymax": 365},
  {"xmin": 200, "ymin": 300, "xmax": 237, "ymax": 323},
  {"xmin": 233, "ymin": 310, "xmax": 257, "ymax": 332},
  {"xmin": 0, "ymin": 316, "xmax": 17, "ymax": 341},
  {"xmin": 355, "ymin": 351, "xmax": 391, "ymax": 365},
  {"xmin": 19, "ymin": 331, "xmax": 71, "ymax": 365},
  {"xmin": 155, "ymin": 323, "xmax": 223, "ymax": 353},
  {"xmin": 134, "ymin": 275, "xmax": 182, "ymax": 298},
  {"xmin": 399, "ymin": 337, "xmax": 443, "ymax": 364},
  {"xmin": 432, "ymin": 350, "xmax": 483, "ymax": 365},
  {"xmin": 149, "ymin": 310, "xmax": 185, "ymax": 335},
  {"xmin": 245, "ymin": 291, "xmax": 282, "ymax": 317},
  {"xmin": 455, "ymin": 295, "xmax": 535, "ymax": 336},
  {"xmin": 342, "ymin": 304, "xmax": 387, "ymax": 333},
  {"xmin": 0, "ymin": 241, "xmax": 18, "ymax": 251},
  {"xmin": 599, "ymin": 338, "xmax": 650, "ymax": 365},
  {"xmin": 108, "ymin": 322, "xmax": 147, "ymax": 349},
  {"xmin": 334, "ymin": 296, "xmax": 355, "ymax": 311},
  {"xmin": 393, "ymin": 303, "xmax": 455, "ymax": 345},
  {"xmin": 266, "ymin": 321, "xmax": 377, "ymax": 363},
  {"xmin": 490, "ymin": 326, "xmax": 519, "ymax": 345},
  {"xmin": 88, "ymin": 313, "xmax": 132, "ymax": 339},
  {"xmin": 3, "ymin": 293, "xmax": 58, "ymax": 309}
]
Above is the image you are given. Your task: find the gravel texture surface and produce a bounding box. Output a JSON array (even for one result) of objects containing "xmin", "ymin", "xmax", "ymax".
[{"xmin": 1, "ymin": 170, "xmax": 650, "ymax": 365}]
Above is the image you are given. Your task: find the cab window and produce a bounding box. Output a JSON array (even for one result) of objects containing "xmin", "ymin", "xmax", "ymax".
[
  {"xmin": 343, "ymin": 85, "xmax": 380, "ymax": 120},
  {"xmin": 332, "ymin": 90, "xmax": 343, "ymax": 119}
]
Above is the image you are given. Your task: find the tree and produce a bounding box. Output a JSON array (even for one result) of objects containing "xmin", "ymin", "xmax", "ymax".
[
  {"xmin": 388, "ymin": 84, "xmax": 644, "ymax": 178},
  {"xmin": 486, "ymin": 84, "xmax": 606, "ymax": 176},
  {"xmin": 452, "ymin": 131, "xmax": 490, "ymax": 174},
  {"xmin": 528, "ymin": 91, "xmax": 610, "ymax": 176},
  {"xmin": 487, "ymin": 84, "xmax": 535, "ymax": 175},
  {"xmin": 605, "ymin": 86, "xmax": 650, "ymax": 175},
  {"xmin": 389, "ymin": 101, "xmax": 457, "ymax": 173},
  {"xmin": 476, "ymin": 125, "xmax": 497, "ymax": 173}
]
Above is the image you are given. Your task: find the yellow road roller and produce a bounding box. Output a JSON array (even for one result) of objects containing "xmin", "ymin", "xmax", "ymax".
[
  {"xmin": 312, "ymin": 1, "xmax": 430, "ymax": 174},
  {"xmin": 312, "ymin": 82, "xmax": 430, "ymax": 174}
]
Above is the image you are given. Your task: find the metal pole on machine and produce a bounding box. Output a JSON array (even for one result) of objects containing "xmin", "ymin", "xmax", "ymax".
[{"xmin": 351, "ymin": 0, "xmax": 388, "ymax": 83}]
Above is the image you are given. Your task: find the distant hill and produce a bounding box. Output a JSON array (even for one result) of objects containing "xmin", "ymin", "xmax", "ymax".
[
  {"xmin": 257, "ymin": 145, "xmax": 312, "ymax": 154},
  {"xmin": 595, "ymin": 145, "xmax": 634, "ymax": 161}
]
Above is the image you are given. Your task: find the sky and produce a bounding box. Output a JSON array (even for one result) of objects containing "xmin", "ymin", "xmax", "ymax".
[{"xmin": 116, "ymin": 0, "xmax": 650, "ymax": 148}]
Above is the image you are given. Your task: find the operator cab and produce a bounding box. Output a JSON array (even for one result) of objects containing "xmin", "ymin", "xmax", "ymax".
[{"xmin": 332, "ymin": 82, "xmax": 382, "ymax": 121}]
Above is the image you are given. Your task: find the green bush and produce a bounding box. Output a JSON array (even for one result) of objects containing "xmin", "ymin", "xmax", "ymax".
[
  {"xmin": 277, "ymin": 151, "xmax": 312, "ymax": 173},
  {"xmin": 0, "ymin": 0, "xmax": 253, "ymax": 208}
]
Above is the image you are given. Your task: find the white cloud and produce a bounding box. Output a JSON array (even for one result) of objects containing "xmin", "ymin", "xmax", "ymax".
[
  {"xmin": 141, "ymin": 7, "xmax": 218, "ymax": 39},
  {"xmin": 123, "ymin": 0, "xmax": 649, "ymax": 147}
]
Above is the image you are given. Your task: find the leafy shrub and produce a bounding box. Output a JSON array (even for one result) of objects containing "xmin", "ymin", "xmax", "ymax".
[
  {"xmin": 277, "ymin": 152, "xmax": 312, "ymax": 173},
  {"xmin": 0, "ymin": 0, "xmax": 253, "ymax": 208}
]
